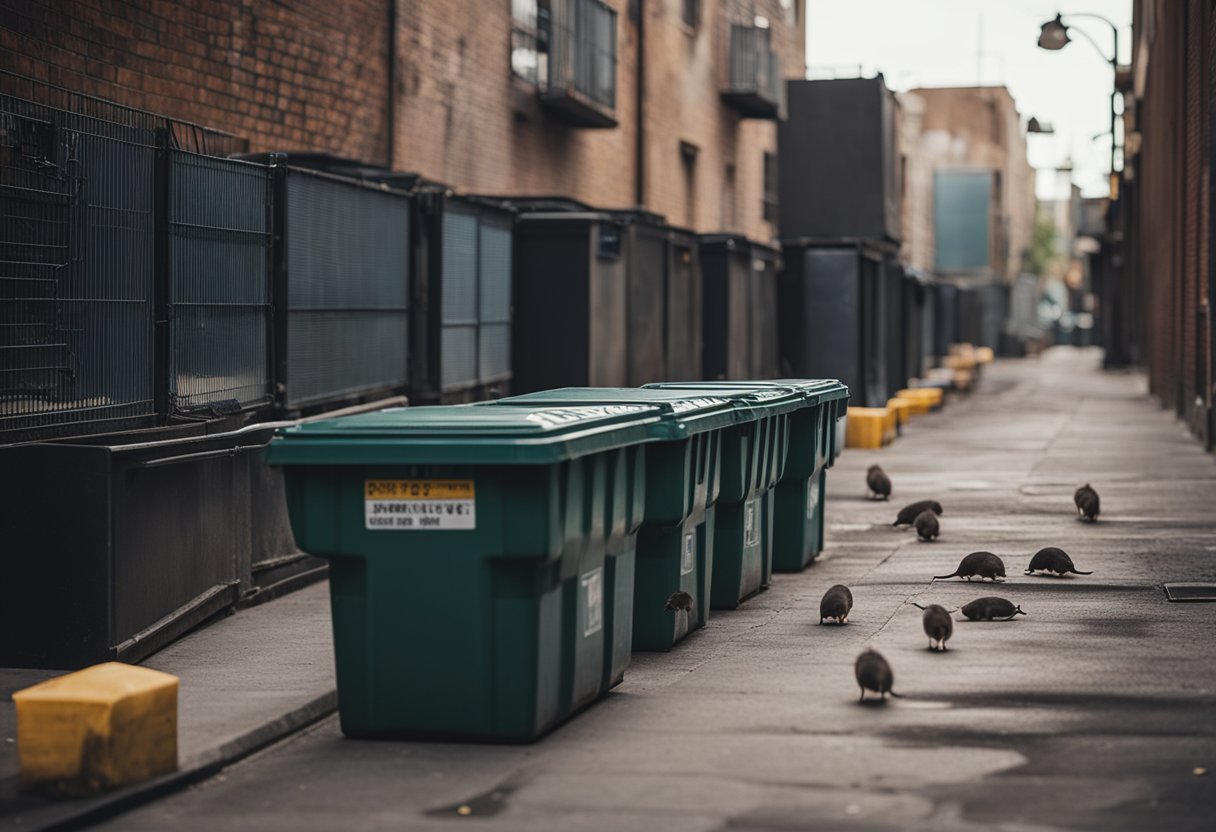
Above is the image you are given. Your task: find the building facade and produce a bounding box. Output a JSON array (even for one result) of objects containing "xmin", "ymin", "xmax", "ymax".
[
  {"xmin": 1116, "ymin": 0, "xmax": 1213, "ymax": 445},
  {"xmin": 2, "ymin": 0, "xmax": 804, "ymax": 242},
  {"xmin": 898, "ymin": 85, "xmax": 1037, "ymax": 284}
]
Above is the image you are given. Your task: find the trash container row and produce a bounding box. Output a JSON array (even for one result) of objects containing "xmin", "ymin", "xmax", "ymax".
[{"xmin": 267, "ymin": 378, "xmax": 849, "ymax": 742}]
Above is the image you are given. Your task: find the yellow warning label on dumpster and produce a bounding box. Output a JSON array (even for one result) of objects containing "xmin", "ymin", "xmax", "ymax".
[{"xmin": 364, "ymin": 480, "xmax": 475, "ymax": 530}]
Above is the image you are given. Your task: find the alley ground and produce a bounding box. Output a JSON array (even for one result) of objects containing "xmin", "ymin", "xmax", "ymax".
[{"xmin": 86, "ymin": 349, "xmax": 1216, "ymax": 830}]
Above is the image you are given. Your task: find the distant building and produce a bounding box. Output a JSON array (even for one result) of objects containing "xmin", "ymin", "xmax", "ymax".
[
  {"xmin": 898, "ymin": 85, "xmax": 1037, "ymax": 285},
  {"xmin": 1, "ymin": 0, "xmax": 806, "ymax": 242}
]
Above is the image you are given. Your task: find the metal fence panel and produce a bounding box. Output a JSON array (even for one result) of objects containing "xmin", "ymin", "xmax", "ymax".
[
  {"xmin": 478, "ymin": 218, "xmax": 513, "ymax": 384},
  {"xmin": 441, "ymin": 208, "xmax": 479, "ymax": 390},
  {"xmin": 0, "ymin": 95, "xmax": 157, "ymax": 441},
  {"xmin": 284, "ymin": 169, "xmax": 409, "ymax": 410},
  {"xmin": 168, "ymin": 151, "xmax": 272, "ymax": 412}
]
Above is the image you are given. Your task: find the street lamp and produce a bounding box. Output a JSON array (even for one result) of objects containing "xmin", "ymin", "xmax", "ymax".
[{"xmin": 1036, "ymin": 12, "xmax": 1121, "ymax": 199}]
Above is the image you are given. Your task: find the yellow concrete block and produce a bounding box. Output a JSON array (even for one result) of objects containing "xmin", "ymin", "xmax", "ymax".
[
  {"xmin": 846, "ymin": 407, "xmax": 890, "ymax": 449},
  {"xmin": 975, "ymin": 346, "xmax": 995, "ymax": 364},
  {"xmin": 886, "ymin": 397, "xmax": 913, "ymax": 427},
  {"xmin": 943, "ymin": 354, "xmax": 976, "ymax": 371},
  {"xmin": 897, "ymin": 388, "xmax": 943, "ymax": 411},
  {"xmin": 882, "ymin": 407, "xmax": 897, "ymax": 443},
  {"xmin": 13, "ymin": 662, "xmax": 178, "ymax": 794}
]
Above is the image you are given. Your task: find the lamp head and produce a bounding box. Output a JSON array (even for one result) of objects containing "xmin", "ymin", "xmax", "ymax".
[{"xmin": 1038, "ymin": 14, "xmax": 1070, "ymax": 51}]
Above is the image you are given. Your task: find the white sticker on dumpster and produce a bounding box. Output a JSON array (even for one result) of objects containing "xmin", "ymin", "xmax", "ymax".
[
  {"xmin": 744, "ymin": 498, "xmax": 759, "ymax": 547},
  {"xmin": 364, "ymin": 479, "xmax": 475, "ymax": 530},
  {"xmin": 582, "ymin": 568, "xmax": 604, "ymax": 637},
  {"xmin": 681, "ymin": 531, "xmax": 696, "ymax": 575},
  {"xmin": 808, "ymin": 479, "xmax": 820, "ymax": 520}
]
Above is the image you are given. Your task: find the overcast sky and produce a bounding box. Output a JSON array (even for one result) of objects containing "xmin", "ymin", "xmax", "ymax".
[{"xmin": 805, "ymin": 0, "xmax": 1132, "ymax": 200}]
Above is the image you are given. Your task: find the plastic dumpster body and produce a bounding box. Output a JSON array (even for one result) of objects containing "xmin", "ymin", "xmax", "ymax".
[
  {"xmin": 266, "ymin": 404, "xmax": 660, "ymax": 741},
  {"xmin": 489, "ymin": 389, "xmax": 737, "ymax": 651},
  {"xmin": 646, "ymin": 383, "xmax": 803, "ymax": 607},
  {"xmin": 645, "ymin": 380, "xmax": 849, "ymax": 573}
]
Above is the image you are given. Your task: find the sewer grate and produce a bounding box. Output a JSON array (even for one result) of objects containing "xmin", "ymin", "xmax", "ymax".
[{"xmin": 1163, "ymin": 583, "xmax": 1216, "ymax": 602}]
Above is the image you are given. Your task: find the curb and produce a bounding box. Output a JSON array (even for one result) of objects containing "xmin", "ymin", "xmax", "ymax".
[{"xmin": 22, "ymin": 690, "xmax": 337, "ymax": 832}]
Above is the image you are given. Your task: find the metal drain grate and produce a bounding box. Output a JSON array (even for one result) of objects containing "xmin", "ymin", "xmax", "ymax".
[{"xmin": 1163, "ymin": 583, "xmax": 1216, "ymax": 602}]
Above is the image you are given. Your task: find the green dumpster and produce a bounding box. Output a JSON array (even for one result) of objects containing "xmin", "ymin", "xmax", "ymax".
[
  {"xmin": 488, "ymin": 389, "xmax": 737, "ymax": 651},
  {"xmin": 645, "ymin": 383, "xmax": 804, "ymax": 607},
  {"xmin": 265, "ymin": 403, "xmax": 660, "ymax": 741},
  {"xmin": 648, "ymin": 380, "xmax": 849, "ymax": 572}
]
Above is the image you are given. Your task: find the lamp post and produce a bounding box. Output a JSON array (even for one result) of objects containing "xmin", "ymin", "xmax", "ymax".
[{"xmin": 1037, "ymin": 12, "xmax": 1121, "ymax": 199}]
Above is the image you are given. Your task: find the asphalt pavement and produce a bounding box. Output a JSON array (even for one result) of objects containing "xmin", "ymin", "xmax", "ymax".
[{"xmin": 83, "ymin": 348, "xmax": 1216, "ymax": 831}]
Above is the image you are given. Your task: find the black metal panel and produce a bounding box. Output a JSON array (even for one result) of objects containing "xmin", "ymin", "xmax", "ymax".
[
  {"xmin": 921, "ymin": 282, "xmax": 938, "ymax": 365},
  {"xmin": 753, "ymin": 245, "xmax": 781, "ymax": 378},
  {"xmin": 413, "ymin": 193, "xmax": 516, "ymax": 401},
  {"xmin": 625, "ymin": 223, "xmax": 666, "ymax": 385},
  {"xmin": 167, "ymin": 151, "xmax": 273, "ymax": 414},
  {"xmin": 0, "ymin": 94, "xmax": 158, "ymax": 442},
  {"xmin": 882, "ymin": 258, "xmax": 907, "ymax": 397},
  {"xmin": 665, "ymin": 229, "xmax": 702, "ymax": 381},
  {"xmin": 778, "ymin": 243, "xmax": 886, "ymax": 407},
  {"xmin": 511, "ymin": 213, "xmax": 628, "ymax": 393},
  {"xmin": 903, "ymin": 273, "xmax": 927, "ymax": 383},
  {"xmin": 280, "ymin": 167, "xmax": 410, "ymax": 412},
  {"xmin": 699, "ymin": 237, "xmax": 750, "ymax": 380},
  {"xmin": 933, "ymin": 283, "xmax": 960, "ymax": 357},
  {"xmin": 778, "ymin": 77, "xmax": 901, "ymax": 242},
  {"xmin": 0, "ymin": 425, "xmax": 281, "ymax": 668},
  {"xmin": 958, "ymin": 283, "xmax": 1007, "ymax": 350}
]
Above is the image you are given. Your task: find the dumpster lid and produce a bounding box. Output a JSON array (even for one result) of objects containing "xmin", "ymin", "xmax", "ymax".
[
  {"xmin": 490, "ymin": 388, "xmax": 743, "ymax": 438},
  {"xmin": 642, "ymin": 382, "xmax": 811, "ymax": 416},
  {"xmin": 266, "ymin": 404, "xmax": 664, "ymax": 466},
  {"xmin": 645, "ymin": 379, "xmax": 850, "ymax": 407}
]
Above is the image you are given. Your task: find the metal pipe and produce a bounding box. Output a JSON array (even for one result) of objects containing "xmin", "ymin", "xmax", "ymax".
[{"xmin": 634, "ymin": 0, "xmax": 646, "ymax": 208}]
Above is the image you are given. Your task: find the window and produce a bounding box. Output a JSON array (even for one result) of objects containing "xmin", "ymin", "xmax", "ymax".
[
  {"xmin": 682, "ymin": 0, "xmax": 700, "ymax": 29},
  {"xmin": 762, "ymin": 151, "xmax": 778, "ymax": 223},
  {"xmin": 511, "ymin": 0, "xmax": 549, "ymax": 85},
  {"xmin": 722, "ymin": 163, "xmax": 737, "ymax": 230},
  {"xmin": 681, "ymin": 141, "xmax": 699, "ymax": 228}
]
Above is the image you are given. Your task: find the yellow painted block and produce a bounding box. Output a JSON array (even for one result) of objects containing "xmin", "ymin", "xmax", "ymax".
[
  {"xmin": 943, "ymin": 354, "xmax": 976, "ymax": 370},
  {"xmin": 846, "ymin": 407, "xmax": 890, "ymax": 449},
  {"xmin": 882, "ymin": 407, "xmax": 897, "ymax": 443},
  {"xmin": 886, "ymin": 397, "xmax": 913, "ymax": 426},
  {"xmin": 897, "ymin": 387, "xmax": 943, "ymax": 411},
  {"xmin": 13, "ymin": 662, "xmax": 178, "ymax": 794},
  {"xmin": 976, "ymin": 346, "xmax": 995, "ymax": 364}
]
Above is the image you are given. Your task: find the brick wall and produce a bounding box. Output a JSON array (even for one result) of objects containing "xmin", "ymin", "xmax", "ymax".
[
  {"xmin": 1127, "ymin": 0, "xmax": 1212, "ymax": 443},
  {"xmin": 1, "ymin": 0, "xmax": 393, "ymax": 162},
  {"xmin": 2, "ymin": 0, "xmax": 804, "ymax": 243}
]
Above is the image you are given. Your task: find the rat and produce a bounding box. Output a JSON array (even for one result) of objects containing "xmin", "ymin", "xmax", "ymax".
[
  {"xmin": 1024, "ymin": 547, "xmax": 1093, "ymax": 577},
  {"xmin": 1074, "ymin": 483, "xmax": 1100, "ymax": 522},
  {"xmin": 911, "ymin": 602, "xmax": 954, "ymax": 651},
  {"xmin": 855, "ymin": 649, "xmax": 902, "ymax": 702},
  {"xmin": 959, "ymin": 597, "xmax": 1026, "ymax": 621},
  {"xmin": 933, "ymin": 551, "xmax": 1006, "ymax": 582},
  {"xmin": 664, "ymin": 590, "xmax": 695, "ymax": 612},
  {"xmin": 866, "ymin": 465, "xmax": 892, "ymax": 501},
  {"xmin": 894, "ymin": 499, "xmax": 944, "ymax": 527},
  {"xmin": 914, "ymin": 509, "xmax": 940, "ymax": 541},
  {"xmin": 819, "ymin": 584, "xmax": 853, "ymax": 624}
]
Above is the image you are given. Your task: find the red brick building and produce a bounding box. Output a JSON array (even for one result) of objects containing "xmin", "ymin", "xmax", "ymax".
[
  {"xmin": 1118, "ymin": 0, "xmax": 1214, "ymax": 445},
  {"xmin": 2, "ymin": 0, "xmax": 804, "ymax": 241}
]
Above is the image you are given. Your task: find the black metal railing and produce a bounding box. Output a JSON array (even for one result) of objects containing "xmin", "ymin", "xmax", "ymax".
[
  {"xmin": 542, "ymin": 0, "xmax": 617, "ymax": 126},
  {"xmin": 724, "ymin": 25, "xmax": 784, "ymax": 119}
]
